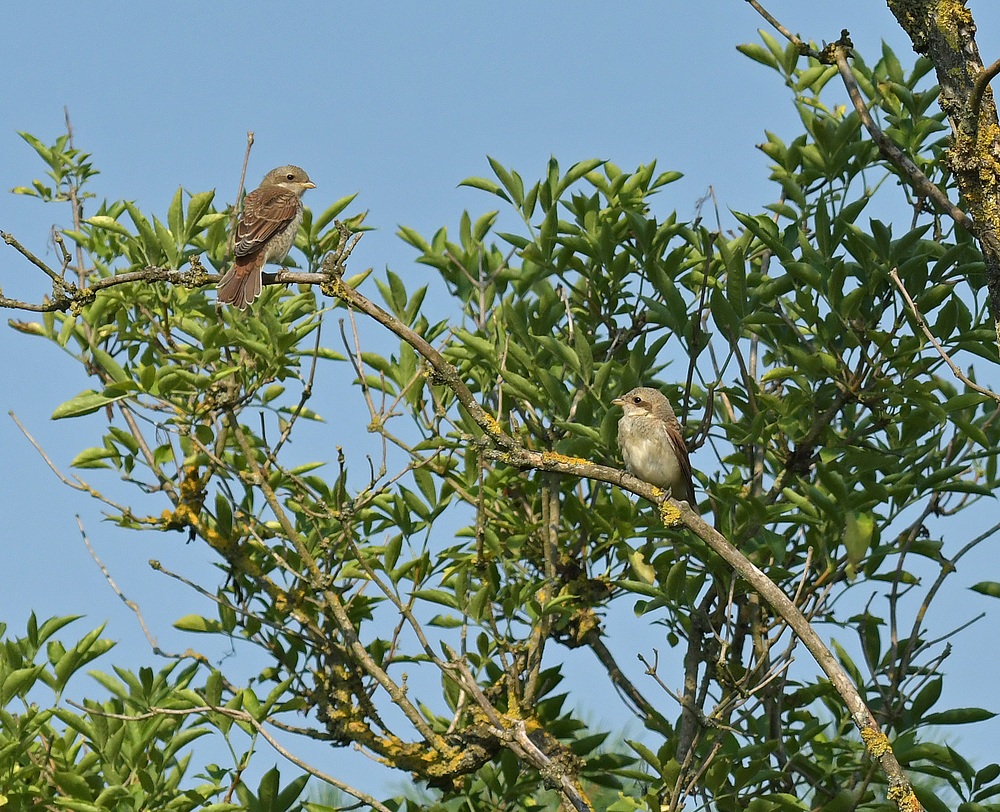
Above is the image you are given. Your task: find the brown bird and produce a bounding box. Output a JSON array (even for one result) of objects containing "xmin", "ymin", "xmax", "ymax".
[
  {"xmin": 612, "ymin": 386, "xmax": 696, "ymax": 504},
  {"xmin": 217, "ymin": 165, "xmax": 316, "ymax": 310}
]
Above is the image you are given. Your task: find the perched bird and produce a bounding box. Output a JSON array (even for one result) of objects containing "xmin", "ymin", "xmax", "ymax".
[
  {"xmin": 612, "ymin": 386, "xmax": 696, "ymax": 504},
  {"xmin": 217, "ymin": 165, "xmax": 316, "ymax": 310}
]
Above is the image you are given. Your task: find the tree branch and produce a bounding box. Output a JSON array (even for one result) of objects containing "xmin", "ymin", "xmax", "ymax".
[
  {"xmin": 889, "ymin": 267, "xmax": 1000, "ymax": 403},
  {"xmin": 830, "ymin": 39, "xmax": 974, "ymax": 233},
  {"xmin": 315, "ymin": 260, "xmax": 928, "ymax": 805}
]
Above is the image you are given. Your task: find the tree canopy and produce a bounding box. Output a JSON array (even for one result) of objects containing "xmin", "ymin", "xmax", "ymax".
[{"xmin": 3, "ymin": 4, "xmax": 1000, "ymax": 812}]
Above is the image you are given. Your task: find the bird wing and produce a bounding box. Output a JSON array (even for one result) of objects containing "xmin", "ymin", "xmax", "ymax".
[
  {"xmin": 666, "ymin": 423, "xmax": 696, "ymax": 502},
  {"xmin": 233, "ymin": 186, "xmax": 301, "ymax": 257}
]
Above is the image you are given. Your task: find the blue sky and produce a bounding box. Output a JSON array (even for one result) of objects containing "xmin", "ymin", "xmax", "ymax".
[{"xmin": 3, "ymin": 1, "xmax": 1000, "ymax": 798}]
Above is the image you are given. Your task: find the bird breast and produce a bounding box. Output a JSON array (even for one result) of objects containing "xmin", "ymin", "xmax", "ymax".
[
  {"xmin": 262, "ymin": 208, "xmax": 303, "ymax": 264},
  {"xmin": 618, "ymin": 414, "xmax": 684, "ymax": 489}
]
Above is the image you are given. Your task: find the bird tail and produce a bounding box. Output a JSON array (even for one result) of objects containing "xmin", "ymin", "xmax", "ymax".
[{"xmin": 217, "ymin": 257, "xmax": 263, "ymax": 310}]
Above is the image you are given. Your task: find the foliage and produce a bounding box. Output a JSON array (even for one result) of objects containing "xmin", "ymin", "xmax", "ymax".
[
  {"xmin": 0, "ymin": 614, "xmax": 307, "ymax": 811},
  {"xmin": 4, "ymin": 27, "xmax": 1000, "ymax": 812}
]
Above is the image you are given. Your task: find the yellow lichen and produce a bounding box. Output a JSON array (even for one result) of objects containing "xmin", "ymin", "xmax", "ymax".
[
  {"xmin": 658, "ymin": 498, "xmax": 683, "ymax": 526},
  {"xmin": 887, "ymin": 785, "xmax": 922, "ymax": 812},
  {"xmin": 319, "ymin": 275, "xmax": 347, "ymax": 299},
  {"xmin": 540, "ymin": 451, "xmax": 589, "ymax": 467},
  {"xmin": 937, "ymin": 0, "xmax": 973, "ymax": 52},
  {"xmin": 184, "ymin": 255, "xmax": 210, "ymax": 287},
  {"xmin": 861, "ymin": 725, "xmax": 891, "ymax": 757},
  {"xmin": 480, "ymin": 411, "xmax": 503, "ymax": 436},
  {"xmin": 69, "ymin": 288, "xmax": 96, "ymax": 315}
]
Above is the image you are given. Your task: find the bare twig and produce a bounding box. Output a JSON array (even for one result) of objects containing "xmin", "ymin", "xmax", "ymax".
[
  {"xmin": 2, "ymin": 231, "xmax": 65, "ymax": 285},
  {"xmin": 63, "ymin": 109, "xmax": 89, "ymax": 286},
  {"xmin": 585, "ymin": 630, "xmax": 671, "ymax": 728},
  {"xmin": 227, "ymin": 132, "xmax": 255, "ymax": 257},
  {"xmin": 9, "ymin": 411, "xmax": 148, "ymax": 518},
  {"xmin": 744, "ymin": 0, "xmax": 822, "ymax": 58},
  {"xmin": 831, "ymin": 42, "xmax": 974, "ymax": 233},
  {"xmin": 889, "ymin": 268, "xmax": 1000, "ymax": 403},
  {"xmin": 76, "ymin": 515, "xmax": 175, "ymax": 658},
  {"xmin": 970, "ymin": 55, "xmax": 1000, "ymax": 130}
]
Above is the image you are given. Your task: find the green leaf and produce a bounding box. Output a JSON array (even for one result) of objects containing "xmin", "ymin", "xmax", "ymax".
[
  {"xmin": 125, "ymin": 200, "xmax": 160, "ymax": 260},
  {"xmin": 314, "ymin": 193, "xmax": 359, "ymax": 233},
  {"xmin": 397, "ymin": 224, "xmax": 431, "ymax": 252},
  {"xmin": 90, "ymin": 347, "xmax": 129, "ymax": 384},
  {"xmin": 384, "ymin": 534, "xmax": 403, "ymax": 572},
  {"xmin": 737, "ymin": 42, "xmax": 779, "ymax": 69},
  {"xmin": 185, "ymin": 189, "xmax": 216, "ymax": 238},
  {"xmin": 412, "ymin": 589, "xmax": 459, "ymax": 609},
  {"xmin": 173, "ymin": 615, "xmax": 224, "ymax": 633},
  {"xmin": 628, "ymin": 550, "xmax": 656, "ymax": 585},
  {"xmin": 167, "ymin": 186, "xmax": 183, "ymax": 237},
  {"xmin": 70, "ymin": 447, "xmax": 114, "ymax": 469},
  {"xmin": 556, "ymin": 158, "xmax": 605, "ymax": 196},
  {"xmin": 472, "ymin": 210, "xmax": 499, "ymax": 242},
  {"xmin": 52, "ymin": 389, "xmax": 129, "ymax": 419},
  {"xmin": 921, "ymin": 707, "xmax": 996, "ymax": 726},
  {"xmin": 85, "ymin": 215, "xmax": 132, "ymax": 237},
  {"xmin": 154, "ymin": 215, "xmax": 180, "ymax": 268},
  {"xmin": 215, "ymin": 493, "xmax": 233, "ymax": 540},
  {"xmin": 971, "ymin": 581, "xmax": 1000, "ymax": 599},
  {"xmin": 911, "ymin": 677, "xmax": 942, "ymax": 721},
  {"xmin": 844, "ymin": 512, "xmax": 875, "ymax": 565},
  {"xmin": 458, "ymin": 175, "xmax": 510, "ymax": 202},
  {"xmin": 1, "ymin": 666, "xmax": 43, "ymax": 704},
  {"xmin": 487, "ymin": 156, "xmax": 524, "ymax": 205},
  {"xmin": 428, "ymin": 614, "xmax": 463, "ymax": 628}
]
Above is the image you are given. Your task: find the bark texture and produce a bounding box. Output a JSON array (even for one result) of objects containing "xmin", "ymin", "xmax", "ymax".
[{"xmin": 888, "ymin": 0, "xmax": 1000, "ymax": 344}]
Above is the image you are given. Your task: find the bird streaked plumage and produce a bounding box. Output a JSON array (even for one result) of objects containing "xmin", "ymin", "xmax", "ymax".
[
  {"xmin": 217, "ymin": 165, "xmax": 315, "ymax": 310},
  {"xmin": 612, "ymin": 386, "xmax": 696, "ymax": 504}
]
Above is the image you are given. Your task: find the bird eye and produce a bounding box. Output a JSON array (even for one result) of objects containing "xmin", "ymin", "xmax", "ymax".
[
  {"xmin": 286, "ymin": 173, "xmax": 295, "ymax": 180},
  {"xmin": 632, "ymin": 396, "xmax": 642, "ymax": 404}
]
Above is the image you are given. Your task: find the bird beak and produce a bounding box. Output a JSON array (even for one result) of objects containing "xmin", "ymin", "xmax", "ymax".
[
  {"xmin": 302, "ymin": 181, "xmax": 316, "ymax": 189},
  {"xmin": 611, "ymin": 397, "xmax": 625, "ymax": 407}
]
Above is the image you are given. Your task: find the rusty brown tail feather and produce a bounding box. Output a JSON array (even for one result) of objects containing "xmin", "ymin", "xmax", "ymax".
[{"xmin": 217, "ymin": 256, "xmax": 263, "ymax": 310}]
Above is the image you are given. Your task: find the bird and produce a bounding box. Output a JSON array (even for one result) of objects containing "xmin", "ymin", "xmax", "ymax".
[
  {"xmin": 217, "ymin": 165, "xmax": 316, "ymax": 310},
  {"xmin": 612, "ymin": 386, "xmax": 696, "ymax": 504}
]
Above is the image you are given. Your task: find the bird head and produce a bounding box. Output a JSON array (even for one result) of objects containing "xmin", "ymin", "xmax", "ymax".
[
  {"xmin": 612, "ymin": 386, "xmax": 676, "ymax": 421},
  {"xmin": 263, "ymin": 165, "xmax": 316, "ymax": 196}
]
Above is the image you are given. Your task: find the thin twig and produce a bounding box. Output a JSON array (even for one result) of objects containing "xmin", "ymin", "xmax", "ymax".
[
  {"xmin": 1, "ymin": 231, "xmax": 64, "ymax": 284},
  {"xmin": 889, "ymin": 268, "xmax": 1000, "ymax": 403},
  {"xmin": 970, "ymin": 55, "xmax": 1000, "ymax": 130},
  {"xmin": 63, "ymin": 109, "xmax": 89, "ymax": 286},
  {"xmin": 76, "ymin": 515, "xmax": 177, "ymax": 658},
  {"xmin": 227, "ymin": 132, "xmax": 255, "ymax": 257},
  {"xmin": 585, "ymin": 630, "xmax": 671, "ymax": 728},
  {"xmin": 744, "ymin": 0, "xmax": 822, "ymax": 58},
  {"xmin": 831, "ymin": 43, "xmax": 975, "ymax": 233},
  {"xmin": 9, "ymin": 411, "xmax": 145, "ymax": 518},
  {"xmin": 148, "ymin": 559, "xmax": 312, "ymax": 643}
]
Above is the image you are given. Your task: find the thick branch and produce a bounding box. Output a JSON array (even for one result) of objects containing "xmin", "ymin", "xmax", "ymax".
[
  {"xmin": 318, "ymin": 265, "xmax": 932, "ymax": 807},
  {"xmin": 887, "ymin": 0, "xmax": 1000, "ymax": 334},
  {"xmin": 475, "ymin": 444, "xmax": 919, "ymax": 806}
]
